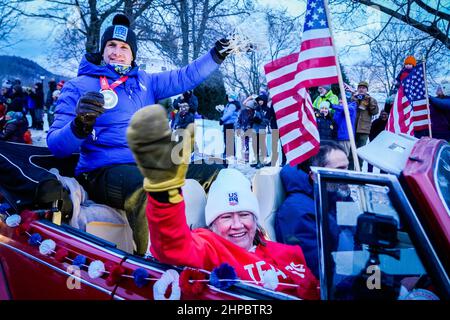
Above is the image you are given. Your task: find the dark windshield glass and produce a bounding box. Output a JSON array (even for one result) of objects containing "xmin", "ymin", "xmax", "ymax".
[{"xmin": 435, "ymin": 145, "xmax": 450, "ymax": 215}]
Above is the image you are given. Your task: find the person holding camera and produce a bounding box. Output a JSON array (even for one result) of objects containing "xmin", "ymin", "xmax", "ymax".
[
  {"xmin": 47, "ymin": 13, "xmax": 234, "ymax": 255},
  {"xmin": 351, "ymin": 81, "xmax": 379, "ymax": 170}
]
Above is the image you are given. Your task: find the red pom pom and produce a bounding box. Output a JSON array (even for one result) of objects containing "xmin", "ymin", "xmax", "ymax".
[
  {"xmin": 15, "ymin": 221, "xmax": 31, "ymax": 236},
  {"xmin": 106, "ymin": 264, "xmax": 125, "ymax": 287},
  {"xmin": 179, "ymin": 268, "xmax": 208, "ymax": 297},
  {"xmin": 55, "ymin": 248, "xmax": 69, "ymax": 262}
]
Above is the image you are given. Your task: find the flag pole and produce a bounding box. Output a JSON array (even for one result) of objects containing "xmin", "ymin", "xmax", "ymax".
[
  {"xmin": 323, "ymin": 0, "xmax": 361, "ymax": 171},
  {"xmin": 422, "ymin": 59, "xmax": 432, "ymax": 138}
]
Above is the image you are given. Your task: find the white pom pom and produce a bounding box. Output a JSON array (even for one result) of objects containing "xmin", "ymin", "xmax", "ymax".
[
  {"xmin": 5, "ymin": 214, "xmax": 21, "ymax": 227},
  {"xmin": 88, "ymin": 260, "xmax": 105, "ymax": 279},
  {"xmin": 153, "ymin": 269, "xmax": 181, "ymax": 300},
  {"xmin": 262, "ymin": 269, "xmax": 279, "ymax": 290},
  {"xmin": 39, "ymin": 239, "xmax": 56, "ymax": 255}
]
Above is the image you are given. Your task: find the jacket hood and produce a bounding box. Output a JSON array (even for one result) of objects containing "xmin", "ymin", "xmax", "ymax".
[
  {"xmin": 280, "ymin": 164, "xmax": 313, "ymax": 196},
  {"xmin": 77, "ymin": 52, "xmax": 139, "ymax": 79}
]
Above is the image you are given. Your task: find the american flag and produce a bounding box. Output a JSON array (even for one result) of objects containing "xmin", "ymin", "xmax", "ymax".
[
  {"xmin": 264, "ymin": 0, "xmax": 339, "ymax": 166},
  {"xmin": 386, "ymin": 63, "xmax": 429, "ymax": 135}
]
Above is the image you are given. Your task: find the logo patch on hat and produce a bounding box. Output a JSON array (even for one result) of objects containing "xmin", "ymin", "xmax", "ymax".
[
  {"xmin": 228, "ymin": 192, "xmax": 238, "ymax": 206},
  {"xmin": 113, "ymin": 25, "xmax": 128, "ymax": 41}
]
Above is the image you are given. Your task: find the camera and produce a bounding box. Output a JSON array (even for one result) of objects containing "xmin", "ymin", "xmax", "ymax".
[{"xmin": 355, "ymin": 212, "xmax": 398, "ymax": 248}]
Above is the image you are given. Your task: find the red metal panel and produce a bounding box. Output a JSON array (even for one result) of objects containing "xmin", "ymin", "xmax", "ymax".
[{"xmin": 403, "ymin": 137, "xmax": 450, "ymax": 271}]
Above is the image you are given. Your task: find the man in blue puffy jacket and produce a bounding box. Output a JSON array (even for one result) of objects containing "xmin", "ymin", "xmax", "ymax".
[
  {"xmin": 47, "ymin": 14, "xmax": 232, "ymax": 254},
  {"xmin": 275, "ymin": 141, "xmax": 349, "ymax": 278}
]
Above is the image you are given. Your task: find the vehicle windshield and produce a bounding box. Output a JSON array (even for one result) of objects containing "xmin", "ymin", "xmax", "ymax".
[
  {"xmin": 434, "ymin": 145, "xmax": 450, "ymax": 216},
  {"xmin": 320, "ymin": 181, "xmax": 441, "ymax": 300}
]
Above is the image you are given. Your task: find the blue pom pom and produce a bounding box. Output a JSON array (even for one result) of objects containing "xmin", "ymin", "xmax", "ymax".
[
  {"xmin": 0, "ymin": 202, "xmax": 11, "ymax": 213},
  {"xmin": 28, "ymin": 233, "xmax": 42, "ymax": 246},
  {"xmin": 133, "ymin": 268, "xmax": 150, "ymax": 288},
  {"xmin": 73, "ymin": 255, "xmax": 87, "ymax": 267},
  {"xmin": 209, "ymin": 263, "xmax": 238, "ymax": 290}
]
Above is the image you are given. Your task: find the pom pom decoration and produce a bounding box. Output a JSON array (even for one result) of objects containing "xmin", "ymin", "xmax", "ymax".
[
  {"xmin": 153, "ymin": 269, "xmax": 181, "ymax": 300},
  {"xmin": 133, "ymin": 268, "xmax": 150, "ymax": 288},
  {"xmin": 28, "ymin": 233, "xmax": 42, "ymax": 246},
  {"xmin": 88, "ymin": 260, "xmax": 105, "ymax": 279},
  {"xmin": 54, "ymin": 248, "xmax": 69, "ymax": 262},
  {"xmin": 105, "ymin": 263, "xmax": 125, "ymax": 287},
  {"xmin": 220, "ymin": 12, "xmax": 269, "ymax": 56},
  {"xmin": 262, "ymin": 269, "xmax": 279, "ymax": 290},
  {"xmin": 72, "ymin": 254, "xmax": 87, "ymax": 267},
  {"xmin": 39, "ymin": 239, "xmax": 56, "ymax": 256},
  {"xmin": 112, "ymin": 14, "xmax": 130, "ymax": 27},
  {"xmin": 179, "ymin": 268, "xmax": 208, "ymax": 297},
  {"xmin": 209, "ymin": 263, "xmax": 238, "ymax": 290},
  {"xmin": 5, "ymin": 214, "xmax": 21, "ymax": 227}
]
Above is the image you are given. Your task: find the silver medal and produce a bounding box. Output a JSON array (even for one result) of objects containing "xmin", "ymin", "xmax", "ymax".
[{"xmin": 99, "ymin": 89, "xmax": 118, "ymax": 109}]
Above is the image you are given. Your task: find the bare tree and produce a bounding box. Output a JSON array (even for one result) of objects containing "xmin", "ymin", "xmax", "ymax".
[
  {"xmin": 136, "ymin": 0, "xmax": 248, "ymax": 67},
  {"xmin": 0, "ymin": 0, "xmax": 20, "ymax": 45},
  {"xmin": 221, "ymin": 8, "xmax": 302, "ymax": 96},
  {"xmin": 331, "ymin": 0, "xmax": 450, "ymax": 49}
]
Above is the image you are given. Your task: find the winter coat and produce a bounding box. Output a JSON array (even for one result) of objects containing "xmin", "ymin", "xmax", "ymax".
[
  {"xmin": 172, "ymin": 111, "xmax": 195, "ymax": 130},
  {"xmin": 46, "ymin": 80, "xmax": 57, "ymax": 108},
  {"xmin": 0, "ymin": 116, "xmax": 27, "ymax": 143},
  {"xmin": 236, "ymin": 108, "xmax": 254, "ymax": 131},
  {"xmin": 332, "ymin": 101, "xmax": 356, "ymax": 141},
  {"xmin": 315, "ymin": 111, "xmax": 337, "ymax": 141},
  {"xmin": 352, "ymin": 94, "xmax": 379, "ymax": 134},
  {"xmin": 31, "ymin": 84, "xmax": 45, "ymax": 110},
  {"xmin": 275, "ymin": 165, "xmax": 321, "ymax": 278},
  {"xmin": 312, "ymin": 90, "xmax": 339, "ymax": 110},
  {"xmin": 8, "ymin": 91, "xmax": 27, "ymax": 114},
  {"xmin": 47, "ymin": 50, "xmax": 220, "ymax": 176},
  {"xmin": 220, "ymin": 101, "xmax": 240, "ymax": 126},
  {"xmin": 369, "ymin": 117, "xmax": 388, "ymax": 141},
  {"xmin": 146, "ymin": 194, "xmax": 320, "ymax": 300}
]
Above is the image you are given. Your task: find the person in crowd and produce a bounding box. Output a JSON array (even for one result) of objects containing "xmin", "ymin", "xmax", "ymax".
[
  {"xmin": 0, "ymin": 99, "xmax": 6, "ymax": 131},
  {"xmin": 126, "ymin": 104, "xmax": 320, "ymax": 299},
  {"xmin": 172, "ymin": 101, "xmax": 195, "ymax": 130},
  {"xmin": 29, "ymin": 82, "xmax": 45, "ymax": 130},
  {"xmin": 45, "ymin": 79, "xmax": 58, "ymax": 113},
  {"xmin": 315, "ymin": 100, "xmax": 337, "ymax": 142},
  {"xmin": 395, "ymin": 55, "xmax": 416, "ymax": 88},
  {"xmin": 1, "ymin": 81, "xmax": 12, "ymax": 112},
  {"xmin": 415, "ymin": 83, "xmax": 450, "ymax": 141},
  {"xmin": 46, "ymin": 14, "xmax": 233, "ymax": 255},
  {"xmin": 351, "ymin": 81, "xmax": 379, "ymax": 170},
  {"xmin": 332, "ymin": 91, "xmax": 357, "ymax": 158},
  {"xmin": 275, "ymin": 141, "xmax": 349, "ymax": 278},
  {"xmin": 47, "ymin": 89, "xmax": 61, "ymax": 128},
  {"xmin": 235, "ymin": 98, "xmax": 254, "ymax": 164},
  {"xmin": 367, "ymin": 110, "xmax": 389, "ymax": 172},
  {"xmin": 8, "ymin": 85, "xmax": 28, "ymax": 116},
  {"xmin": 173, "ymin": 90, "xmax": 199, "ymax": 114},
  {"xmin": 242, "ymin": 95, "xmax": 267, "ymax": 168},
  {"xmin": 219, "ymin": 93, "xmax": 240, "ymax": 159},
  {"xmin": 0, "ymin": 111, "xmax": 28, "ymax": 143},
  {"xmin": 313, "ymin": 85, "xmax": 339, "ymax": 111}
]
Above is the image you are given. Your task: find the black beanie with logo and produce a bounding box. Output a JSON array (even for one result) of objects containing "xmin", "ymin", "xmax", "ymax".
[{"xmin": 100, "ymin": 14, "xmax": 137, "ymax": 61}]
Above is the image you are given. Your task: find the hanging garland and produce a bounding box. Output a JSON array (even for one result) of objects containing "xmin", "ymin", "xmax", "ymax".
[{"xmin": 0, "ymin": 208, "xmax": 308, "ymax": 299}]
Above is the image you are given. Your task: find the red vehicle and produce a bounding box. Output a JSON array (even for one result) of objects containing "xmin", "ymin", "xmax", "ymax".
[{"xmin": 1, "ymin": 132, "xmax": 449, "ymax": 300}]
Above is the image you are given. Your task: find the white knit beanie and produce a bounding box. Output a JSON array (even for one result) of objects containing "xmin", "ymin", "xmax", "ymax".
[{"xmin": 205, "ymin": 168, "xmax": 260, "ymax": 226}]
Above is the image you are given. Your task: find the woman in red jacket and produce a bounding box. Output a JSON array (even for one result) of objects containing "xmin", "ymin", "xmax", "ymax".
[{"xmin": 126, "ymin": 104, "xmax": 319, "ymax": 300}]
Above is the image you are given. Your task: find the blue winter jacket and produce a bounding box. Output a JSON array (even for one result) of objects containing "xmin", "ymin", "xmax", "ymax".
[
  {"xmin": 274, "ymin": 165, "xmax": 320, "ymax": 277},
  {"xmin": 220, "ymin": 101, "xmax": 240, "ymax": 125},
  {"xmin": 332, "ymin": 101, "xmax": 356, "ymax": 141},
  {"xmin": 275, "ymin": 165, "xmax": 346, "ymax": 278},
  {"xmin": 47, "ymin": 50, "xmax": 219, "ymax": 176}
]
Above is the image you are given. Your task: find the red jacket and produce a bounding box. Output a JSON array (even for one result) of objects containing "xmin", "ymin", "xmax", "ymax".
[{"xmin": 146, "ymin": 194, "xmax": 320, "ymax": 300}]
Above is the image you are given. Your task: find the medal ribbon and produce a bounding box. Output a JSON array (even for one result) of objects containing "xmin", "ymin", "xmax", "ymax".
[{"xmin": 99, "ymin": 76, "xmax": 128, "ymax": 92}]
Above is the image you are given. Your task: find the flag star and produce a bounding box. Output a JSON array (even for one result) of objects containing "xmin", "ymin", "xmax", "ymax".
[
  {"xmin": 317, "ymin": 7, "xmax": 324, "ymax": 14},
  {"xmin": 319, "ymin": 19, "xmax": 326, "ymax": 26},
  {"xmin": 312, "ymin": 13, "xmax": 319, "ymax": 20},
  {"xmin": 306, "ymin": 9, "xmax": 311, "ymax": 15},
  {"xmin": 307, "ymin": 21, "xmax": 314, "ymax": 27},
  {"xmin": 310, "ymin": 1, "xmax": 317, "ymax": 8}
]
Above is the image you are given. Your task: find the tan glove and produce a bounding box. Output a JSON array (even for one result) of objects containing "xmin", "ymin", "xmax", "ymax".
[{"xmin": 126, "ymin": 104, "xmax": 194, "ymax": 204}]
